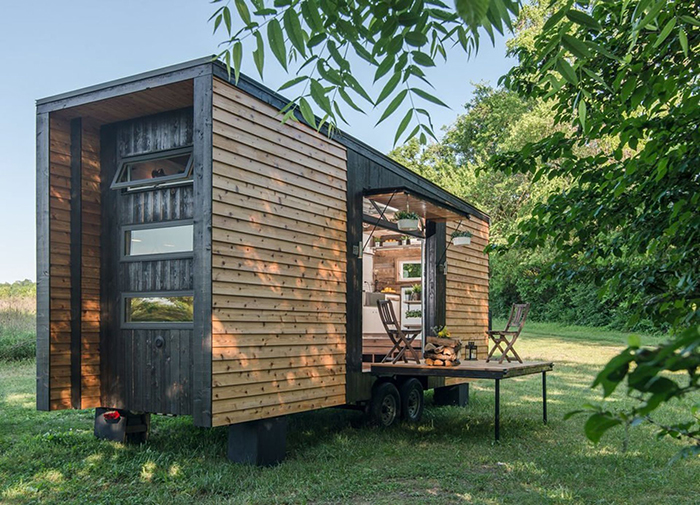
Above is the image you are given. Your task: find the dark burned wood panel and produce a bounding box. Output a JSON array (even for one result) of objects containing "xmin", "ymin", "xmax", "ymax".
[
  {"xmin": 121, "ymin": 259, "xmax": 194, "ymax": 292},
  {"xmin": 122, "ymin": 186, "xmax": 194, "ymax": 225},
  {"xmin": 117, "ymin": 108, "xmax": 193, "ymax": 157},
  {"xmin": 101, "ymin": 107, "xmax": 195, "ymax": 416},
  {"xmin": 120, "ymin": 329, "xmax": 193, "ymax": 415}
]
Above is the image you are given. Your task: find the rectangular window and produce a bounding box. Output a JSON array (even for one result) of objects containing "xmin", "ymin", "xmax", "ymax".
[
  {"xmin": 125, "ymin": 295, "xmax": 194, "ymax": 323},
  {"xmin": 398, "ymin": 260, "xmax": 422, "ymax": 281},
  {"xmin": 111, "ymin": 148, "xmax": 193, "ymax": 190},
  {"xmin": 125, "ymin": 224, "xmax": 193, "ymax": 257}
]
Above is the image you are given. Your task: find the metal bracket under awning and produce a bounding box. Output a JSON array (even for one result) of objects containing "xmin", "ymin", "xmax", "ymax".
[{"xmin": 363, "ymin": 187, "xmax": 472, "ymax": 222}]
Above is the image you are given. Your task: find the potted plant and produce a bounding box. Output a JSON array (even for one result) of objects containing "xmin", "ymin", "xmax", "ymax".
[
  {"xmin": 405, "ymin": 309, "xmax": 422, "ymax": 319},
  {"xmin": 373, "ymin": 237, "xmax": 381, "ymax": 247},
  {"xmin": 451, "ymin": 230, "xmax": 473, "ymax": 246},
  {"xmin": 394, "ymin": 210, "xmax": 420, "ymax": 231},
  {"xmin": 410, "ymin": 283, "xmax": 422, "ymax": 301}
]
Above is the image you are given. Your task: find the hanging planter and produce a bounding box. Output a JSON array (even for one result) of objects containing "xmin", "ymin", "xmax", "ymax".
[
  {"xmin": 451, "ymin": 230, "xmax": 472, "ymax": 246},
  {"xmin": 394, "ymin": 210, "xmax": 420, "ymax": 231}
]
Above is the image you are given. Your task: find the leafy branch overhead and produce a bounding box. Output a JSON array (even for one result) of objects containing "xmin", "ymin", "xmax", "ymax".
[{"xmin": 211, "ymin": 0, "xmax": 520, "ymax": 144}]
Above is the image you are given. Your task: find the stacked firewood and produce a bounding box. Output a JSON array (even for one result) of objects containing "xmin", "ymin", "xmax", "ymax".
[{"xmin": 424, "ymin": 336, "xmax": 462, "ymax": 366}]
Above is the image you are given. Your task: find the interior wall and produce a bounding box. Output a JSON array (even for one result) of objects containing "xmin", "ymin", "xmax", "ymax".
[{"xmin": 210, "ymin": 77, "xmax": 348, "ymax": 427}]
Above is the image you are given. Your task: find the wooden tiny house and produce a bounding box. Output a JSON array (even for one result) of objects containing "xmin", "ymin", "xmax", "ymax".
[{"xmin": 36, "ymin": 58, "xmax": 496, "ymax": 462}]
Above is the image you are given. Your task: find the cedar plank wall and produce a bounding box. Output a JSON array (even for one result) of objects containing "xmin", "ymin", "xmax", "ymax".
[
  {"xmin": 445, "ymin": 218, "xmax": 489, "ymax": 366},
  {"xmin": 48, "ymin": 115, "xmax": 101, "ymax": 409},
  {"xmin": 210, "ymin": 77, "xmax": 348, "ymax": 426}
]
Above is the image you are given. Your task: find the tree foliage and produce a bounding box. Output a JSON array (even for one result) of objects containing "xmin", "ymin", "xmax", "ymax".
[
  {"xmin": 211, "ymin": 0, "xmax": 520, "ymax": 144},
  {"xmin": 494, "ymin": 0, "xmax": 700, "ymax": 452}
]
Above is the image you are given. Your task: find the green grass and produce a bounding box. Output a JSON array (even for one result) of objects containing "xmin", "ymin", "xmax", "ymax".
[{"xmin": 0, "ymin": 322, "xmax": 698, "ymax": 504}]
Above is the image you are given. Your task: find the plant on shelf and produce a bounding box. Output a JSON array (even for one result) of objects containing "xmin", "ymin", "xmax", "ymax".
[
  {"xmin": 405, "ymin": 309, "xmax": 422, "ymax": 318},
  {"xmin": 409, "ymin": 284, "xmax": 422, "ymax": 301},
  {"xmin": 451, "ymin": 230, "xmax": 473, "ymax": 246},
  {"xmin": 393, "ymin": 210, "xmax": 420, "ymax": 231}
]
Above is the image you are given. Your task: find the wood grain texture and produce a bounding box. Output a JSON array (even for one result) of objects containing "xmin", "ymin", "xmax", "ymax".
[
  {"xmin": 211, "ymin": 77, "xmax": 347, "ymax": 426},
  {"xmin": 445, "ymin": 219, "xmax": 490, "ymax": 369}
]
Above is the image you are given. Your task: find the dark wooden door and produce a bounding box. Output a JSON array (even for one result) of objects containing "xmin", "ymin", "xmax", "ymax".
[{"xmin": 101, "ymin": 109, "xmax": 195, "ymax": 415}]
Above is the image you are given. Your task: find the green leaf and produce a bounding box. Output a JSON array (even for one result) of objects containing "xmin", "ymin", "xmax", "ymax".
[
  {"xmin": 253, "ymin": 31, "xmax": 265, "ymax": 78},
  {"xmin": 578, "ymin": 99, "xmax": 587, "ymax": 133},
  {"xmin": 410, "ymin": 87, "xmax": 448, "ymax": 107},
  {"xmin": 455, "ymin": 0, "xmax": 490, "ymax": 28},
  {"xmin": 338, "ymin": 88, "xmax": 365, "ymax": 113},
  {"xmin": 376, "ymin": 89, "xmax": 408, "ymax": 126},
  {"xmin": 298, "ymin": 97, "xmax": 317, "ymax": 129},
  {"xmin": 653, "ymin": 17, "xmax": 677, "ymax": 48},
  {"xmin": 556, "ymin": 58, "xmax": 578, "ymax": 85},
  {"xmin": 309, "ymin": 79, "xmax": 333, "ymax": 115},
  {"xmin": 412, "ymin": 51, "xmax": 436, "ymax": 67},
  {"xmin": 374, "ymin": 56, "xmax": 395, "ymax": 82},
  {"xmin": 679, "ymin": 28, "xmax": 688, "ymax": 56},
  {"xmin": 278, "ymin": 75, "xmax": 307, "ymax": 91},
  {"xmin": 405, "ymin": 31, "xmax": 428, "ymax": 47},
  {"xmin": 376, "ymin": 72, "xmax": 402, "ymax": 105},
  {"xmin": 543, "ymin": 6, "xmax": 569, "ymax": 31},
  {"xmin": 232, "ymin": 41, "xmax": 243, "ymax": 83},
  {"xmin": 223, "ymin": 6, "xmax": 232, "ymax": 34},
  {"xmin": 284, "ymin": 8, "xmax": 307, "ymax": 57},
  {"xmin": 301, "ymin": 1, "xmax": 324, "ymax": 32},
  {"xmin": 636, "ymin": 1, "xmax": 665, "ymax": 31},
  {"xmin": 585, "ymin": 413, "xmax": 622, "ymax": 443},
  {"xmin": 234, "ymin": 0, "xmax": 252, "ymax": 25},
  {"xmin": 562, "ymin": 34, "xmax": 592, "ymax": 59},
  {"xmin": 566, "ymin": 9, "xmax": 602, "ymax": 31},
  {"xmin": 394, "ymin": 108, "xmax": 413, "ymax": 146},
  {"xmin": 268, "ymin": 19, "xmax": 288, "ymax": 71},
  {"xmin": 345, "ymin": 74, "xmax": 373, "ymax": 104}
]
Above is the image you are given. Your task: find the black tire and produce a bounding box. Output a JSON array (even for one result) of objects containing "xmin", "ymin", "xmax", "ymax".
[
  {"xmin": 369, "ymin": 381, "xmax": 401, "ymax": 427},
  {"xmin": 399, "ymin": 378, "xmax": 424, "ymax": 423}
]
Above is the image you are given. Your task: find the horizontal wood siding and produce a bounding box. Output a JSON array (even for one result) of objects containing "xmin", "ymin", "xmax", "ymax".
[
  {"xmin": 211, "ymin": 78, "xmax": 348, "ymax": 426},
  {"xmin": 80, "ymin": 121, "xmax": 101, "ymax": 408},
  {"xmin": 48, "ymin": 116, "xmax": 102, "ymax": 409},
  {"xmin": 445, "ymin": 218, "xmax": 489, "ymax": 385},
  {"xmin": 48, "ymin": 115, "xmax": 72, "ymax": 409}
]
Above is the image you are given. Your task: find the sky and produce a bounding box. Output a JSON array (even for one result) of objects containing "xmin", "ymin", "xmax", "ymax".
[{"xmin": 0, "ymin": 0, "xmax": 515, "ymax": 283}]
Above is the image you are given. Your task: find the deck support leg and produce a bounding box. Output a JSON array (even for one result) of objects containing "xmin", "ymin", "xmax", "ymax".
[
  {"xmin": 542, "ymin": 371, "xmax": 547, "ymax": 425},
  {"xmin": 227, "ymin": 416, "xmax": 287, "ymax": 466},
  {"xmin": 494, "ymin": 379, "xmax": 500, "ymax": 442},
  {"xmin": 94, "ymin": 408, "xmax": 150, "ymax": 444}
]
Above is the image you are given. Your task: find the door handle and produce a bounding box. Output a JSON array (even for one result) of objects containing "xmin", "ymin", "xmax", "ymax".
[{"xmin": 154, "ymin": 336, "xmax": 165, "ymax": 349}]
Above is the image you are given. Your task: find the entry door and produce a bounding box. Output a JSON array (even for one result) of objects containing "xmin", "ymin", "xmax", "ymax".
[{"xmin": 101, "ymin": 109, "xmax": 195, "ymax": 415}]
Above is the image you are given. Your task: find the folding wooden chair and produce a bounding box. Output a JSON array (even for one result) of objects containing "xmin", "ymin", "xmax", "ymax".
[
  {"xmin": 486, "ymin": 303, "xmax": 530, "ymax": 364},
  {"xmin": 377, "ymin": 300, "xmax": 422, "ymax": 364}
]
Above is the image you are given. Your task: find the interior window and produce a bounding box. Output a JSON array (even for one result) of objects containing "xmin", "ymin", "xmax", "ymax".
[
  {"xmin": 125, "ymin": 224, "xmax": 193, "ymax": 257},
  {"xmin": 399, "ymin": 260, "xmax": 422, "ymax": 281},
  {"xmin": 125, "ymin": 295, "xmax": 194, "ymax": 323},
  {"xmin": 112, "ymin": 149, "xmax": 193, "ymax": 189}
]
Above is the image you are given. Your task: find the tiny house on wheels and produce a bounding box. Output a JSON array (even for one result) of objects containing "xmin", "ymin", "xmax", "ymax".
[{"xmin": 36, "ymin": 57, "xmax": 510, "ymax": 465}]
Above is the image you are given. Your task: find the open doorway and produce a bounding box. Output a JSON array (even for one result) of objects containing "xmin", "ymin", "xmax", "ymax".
[{"xmin": 360, "ymin": 197, "xmax": 425, "ymax": 365}]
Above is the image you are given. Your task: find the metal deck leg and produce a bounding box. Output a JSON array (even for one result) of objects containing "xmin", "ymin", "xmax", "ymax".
[
  {"xmin": 542, "ymin": 371, "xmax": 547, "ymax": 425},
  {"xmin": 495, "ymin": 379, "xmax": 500, "ymax": 441}
]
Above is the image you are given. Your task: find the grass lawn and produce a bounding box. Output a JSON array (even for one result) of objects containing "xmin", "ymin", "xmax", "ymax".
[{"xmin": 0, "ymin": 321, "xmax": 697, "ymax": 504}]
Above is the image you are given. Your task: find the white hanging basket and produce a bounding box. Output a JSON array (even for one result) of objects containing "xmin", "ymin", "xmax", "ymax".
[
  {"xmin": 397, "ymin": 218, "xmax": 420, "ymax": 231},
  {"xmin": 453, "ymin": 235, "xmax": 471, "ymax": 246}
]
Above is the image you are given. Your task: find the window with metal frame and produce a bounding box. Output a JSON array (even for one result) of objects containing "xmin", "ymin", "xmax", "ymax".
[
  {"xmin": 111, "ymin": 147, "xmax": 193, "ymax": 190},
  {"xmin": 123, "ymin": 293, "xmax": 194, "ymax": 326},
  {"xmin": 123, "ymin": 222, "xmax": 194, "ymax": 259}
]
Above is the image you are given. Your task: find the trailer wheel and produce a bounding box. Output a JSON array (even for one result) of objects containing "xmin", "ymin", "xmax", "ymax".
[
  {"xmin": 370, "ymin": 381, "xmax": 401, "ymax": 427},
  {"xmin": 399, "ymin": 379, "xmax": 424, "ymax": 423}
]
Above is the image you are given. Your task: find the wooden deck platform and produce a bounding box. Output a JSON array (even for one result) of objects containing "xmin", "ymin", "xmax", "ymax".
[{"xmin": 370, "ymin": 360, "xmax": 554, "ymax": 380}]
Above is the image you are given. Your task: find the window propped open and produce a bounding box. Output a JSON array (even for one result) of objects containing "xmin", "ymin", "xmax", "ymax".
[{"xmin": 111, "ymin": 147, "xmax": 193, "ymax": 190}]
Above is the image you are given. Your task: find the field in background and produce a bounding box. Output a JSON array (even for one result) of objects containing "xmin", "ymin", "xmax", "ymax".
[
  {"xmin": 0, "ymin": 320, "xmax": 698, "ymax": 504},
  {"xmin": 0, "ymin": 291, "xmax": 35, "ymax": 362}
]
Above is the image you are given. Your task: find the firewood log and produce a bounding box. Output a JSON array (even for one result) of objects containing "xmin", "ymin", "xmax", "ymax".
[
  {"xmin": 433, "ymin": 359, "xmax": 444, "ymax": 366},
  {"xmin": 425, "ymin": 358, "xmax": 434, "ymax": 366},
  {"xmin": 427, "ymin": 336, "xmax": 462, "ymax": 347}
]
